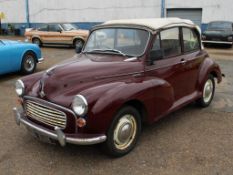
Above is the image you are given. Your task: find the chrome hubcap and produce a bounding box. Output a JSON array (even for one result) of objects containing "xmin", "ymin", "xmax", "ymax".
[
  {"xmin": 113, "ymin": 115, "xmax": 137, "ymax": 150},
  {"xmin": 75, "ymin": 40, "xmax": 83, "ymax": 48},
  {"xmin": 24, "ymin": 56, "xmax": 35, "ymax": 72},
  {"xmin": 34, "ymin": 39, "xmax": 40, "ymax": 45},
  {"xmin": 203, "ymin": 79, "xmax": 213, "ymax": 103}
]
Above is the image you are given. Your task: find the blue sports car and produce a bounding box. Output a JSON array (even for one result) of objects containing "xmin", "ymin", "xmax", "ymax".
[{"xmin": 0, "ymin": 39, "xmax": 43, "ymax": 75}]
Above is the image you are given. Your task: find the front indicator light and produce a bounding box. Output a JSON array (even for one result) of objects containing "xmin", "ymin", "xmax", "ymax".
[{"xmin": 76, "ymin": 118, "xmax": 86, "ymax": 128}]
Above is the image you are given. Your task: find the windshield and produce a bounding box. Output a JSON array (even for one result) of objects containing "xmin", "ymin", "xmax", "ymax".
[
  {"xmin": 83, "ymin": 28, "xmax": 150, "ymax": 57},
  {"xmin": 207, "ymin": 22, "xmax": 232, "ymax": 30},
  {"xmin": 61, "ymin": 24, "xmax": 77, "ymax": 31}
]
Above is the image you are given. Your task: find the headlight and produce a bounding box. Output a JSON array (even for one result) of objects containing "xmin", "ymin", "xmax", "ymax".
[
  {"xmin": 72, "ymin": 95, "xmax": 88, "ymax": 116},
  {"xmin": 15, "ymin": 80, "xmax": 25, "ymax": 96}
]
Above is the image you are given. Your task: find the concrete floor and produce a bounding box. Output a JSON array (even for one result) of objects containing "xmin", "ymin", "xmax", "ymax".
[{"xmin": 0, "ymin": 36, "xmax": 233, "ymax": 175}]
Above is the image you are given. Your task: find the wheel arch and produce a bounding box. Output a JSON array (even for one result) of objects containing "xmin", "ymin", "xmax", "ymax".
[
  {"xmin": 123, "ymin": 99, "xmax": 148, "ymax": 123},
  {"xmin": 73, "ymin": 37, "xmax": 85, "ymax": 45},
  {"xmin": 197, "ymin": 57, "xmax": 222, "ymax": 91}
]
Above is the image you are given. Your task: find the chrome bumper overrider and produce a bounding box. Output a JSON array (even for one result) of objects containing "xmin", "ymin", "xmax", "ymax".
[
  {"xmin": 38, "ymin": 57, "xmax": 44, "ymax": 63},
  {"xmin": 13, "ymin": 107, "xmax": 107, "ymax": 146}
]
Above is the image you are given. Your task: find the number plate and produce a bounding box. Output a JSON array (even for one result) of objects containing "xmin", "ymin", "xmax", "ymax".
[{"xmin": 26, "ymin": 126, "xmax": 55, "ymax": 144}]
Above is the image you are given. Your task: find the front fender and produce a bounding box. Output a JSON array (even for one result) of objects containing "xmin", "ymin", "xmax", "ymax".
[
  {"xmin": 198, "ymin": 57, "xmax": 222, "ymax": 91},
  {"xmin": 80, "ymin": 77, "xmax": 174, "ymax": 133}
]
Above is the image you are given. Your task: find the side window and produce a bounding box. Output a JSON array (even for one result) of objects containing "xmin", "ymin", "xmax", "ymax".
[
  {"xmin": 160, "ymin": 28, "xmax": 181, "ymax": 58},
  {"xmin": 38, "ymin": 25, "xmax": 48, "ymax": 31},
  {"xmin": 150, "ymin": 34, "xmax": 163, "ymax": 61},
  {"xmin": 182, "ymin": 28, "xmax": 200, "ymax": 52},
  {"xmin": 49, "ymin": 24, "xmax": 61, "ymax": 32}
]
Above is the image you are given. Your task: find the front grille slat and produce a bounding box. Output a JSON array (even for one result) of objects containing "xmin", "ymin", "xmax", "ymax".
[
  {"xmin": 26, "ymin": 109, "xmax": 66, "ymax": 123},
  {"xmin": 25, "ymin": 100, "xmax": 67, "ymax": 129},
  {"xmin": 26, "ymin": 102, "xmax": 64, "ymax": 115},
  {"xmin": 26, "ymin": 105, "xmax": 66, "ymax": 121},
  {"xmin": 26, "ymin": 112, "xmax": 65, "ymax": 128}
]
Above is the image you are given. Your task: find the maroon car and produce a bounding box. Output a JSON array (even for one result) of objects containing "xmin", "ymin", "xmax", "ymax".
[{"xmin": 13, "ymin": 18, "xmax": 222, "ymax": 157}]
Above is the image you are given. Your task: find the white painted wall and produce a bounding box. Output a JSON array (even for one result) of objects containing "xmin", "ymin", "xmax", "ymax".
[
  {"xmin": 166, "ymin": 0, "xmax": 233, "ymax": 23},
  {"xmin": 28, "ymin": 0, "xmax": 161, "ymax": 23},
  {"xmin": 0, "ymin": 0, "xmax": 233, "ymax": 24},
  {"xmin": 0, "ymin": 0, "xmax": 25, "ymax": 23}
]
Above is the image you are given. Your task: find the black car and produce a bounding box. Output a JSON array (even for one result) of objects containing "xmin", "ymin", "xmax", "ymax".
[{"xmin": 202, "ymin": 21, "xmax": 233, "ymax": 47}]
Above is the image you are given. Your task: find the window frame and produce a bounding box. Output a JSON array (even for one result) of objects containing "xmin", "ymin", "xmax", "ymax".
[
  {"xmin": 154, "ymin": 27, "xmax": 183, "ymax": 60},
  {"xmin": 181, "ymin": 27, "xmax": 201, "ymax": 54},
  {"xmin": 149, "ymin": 26, "xmax": 202, "ymax": 62}
]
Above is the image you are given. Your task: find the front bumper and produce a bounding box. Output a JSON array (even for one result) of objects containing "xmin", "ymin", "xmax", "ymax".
[
  {"xmin": 202, "ymin": 40, "xmax": 233, "ymax": 45},
  {"xmin": 13, "ymin": 107, "xmax": 107, "ymax": 146}
]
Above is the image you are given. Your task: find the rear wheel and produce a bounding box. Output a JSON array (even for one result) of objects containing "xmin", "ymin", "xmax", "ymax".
[
  {"xmin": 103, "ymin": 106, "xmax": 141, "ymax": 157},
  {"xmin": 32, "ymin": 38, "xmax": 42, "ymax": 47},
  {"xmin": 196, "ymin": 74, "xmax": 215, "ymax": 107},
  {"xmin": 21, "ymin": 52, "xmax": 37, "ymax": 74}
]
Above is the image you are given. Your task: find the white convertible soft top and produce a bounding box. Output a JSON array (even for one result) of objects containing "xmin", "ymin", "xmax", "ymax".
[{"xmin": 102, "ymin": 18, "xmax": 199, "ymax": 31}]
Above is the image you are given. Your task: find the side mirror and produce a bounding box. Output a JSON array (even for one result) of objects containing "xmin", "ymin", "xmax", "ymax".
[
  {"xmin": 57, "ymin": 29, "xmax": 62, "ymax": 33},
  {"xmin": 75, "ymin": 46, "xmax": 82, "ymax": 54},
  {"xmin": 149, "ymin": 49, "xmax": 163, "ymax": 65}
]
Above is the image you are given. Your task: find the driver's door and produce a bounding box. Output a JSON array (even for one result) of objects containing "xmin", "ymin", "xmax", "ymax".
[
  {"xmin": 43, "ymin": 24, "xmax": 63, "ymax": 44},
  {"xmin": 145, "ymin": 27, "xmax": 188, "ymax": 102}
]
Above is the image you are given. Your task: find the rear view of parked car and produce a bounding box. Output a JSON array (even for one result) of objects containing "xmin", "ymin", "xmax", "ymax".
[
  {"xmin": 25, "ymin": 23, "xmax": 89, "ymax": 50},
  {"xmin": 0, "ymin": 40, "xmax": 43, "ymax": 75},
  {"xmin": 202, "ymin": 21, "xmax": 233, "ymax": 47}
]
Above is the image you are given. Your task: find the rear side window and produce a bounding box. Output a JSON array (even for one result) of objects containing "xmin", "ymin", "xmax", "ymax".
[
  {"xmin": 160, "ymin": 28, "xmax": 181, "ymax": 58},
  {"xmin": 49, "ymin": 24, "xmax": 61, "ymax": 32},
  {"xmin": 38, "ymin": 25, "xmax": 48, "ymax": 31},
  {"xmin": 182, "ymin": 28, "xmax": 200, "ymax": 52}
]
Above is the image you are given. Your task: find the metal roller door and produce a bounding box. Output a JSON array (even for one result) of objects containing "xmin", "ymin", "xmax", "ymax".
[{"xmin": 167, "ymin": 9, "xmax": 202, "ymax": 28}]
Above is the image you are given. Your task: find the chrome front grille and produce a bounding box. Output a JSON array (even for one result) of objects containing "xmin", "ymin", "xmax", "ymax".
[{"xmin": 25, "ymin": 100, "xmax": 67, "ymax": 129}]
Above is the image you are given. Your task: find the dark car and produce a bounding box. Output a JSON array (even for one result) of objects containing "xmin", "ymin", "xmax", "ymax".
[
  {"xmin": 202, "ymin": 21, "xmax": 233, "ymax": 47},
  {"xmin": 13, "ymin": 18, "xmax": 222, "ymax": 157}
]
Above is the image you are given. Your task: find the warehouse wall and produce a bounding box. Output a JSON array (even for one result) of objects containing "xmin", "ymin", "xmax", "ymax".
[
  {"xmin": 166, "ymin": 0, "xmax": 233, "ymax": 22},
  {"xmin": 28, "ymin": 0, "xmax": 161, "ymax": 23},
  {"xmin": 0, "ymin": 0, "xmax": 233, "ymax": 35},
  {"xmin": 0, "ymin": 0, "xmax": 25, "ymax": 23}
]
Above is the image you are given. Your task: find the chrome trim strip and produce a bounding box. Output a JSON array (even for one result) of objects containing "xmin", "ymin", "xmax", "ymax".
[
  {"xmin": 202, "ymin": 40, "xmax": 233, "ymax": 44},
  {"xmin": 13, "ymin": 107, "xmax": 107, "ymax": 146}
]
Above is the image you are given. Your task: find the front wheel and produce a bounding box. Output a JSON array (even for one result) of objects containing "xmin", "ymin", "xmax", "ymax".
[
  {"xmin": 21, "ymin": 52, "xmax": 37, "ymax": 74},
  {"xmin": 196, "ymin": 75, "xmax": 215, "ymax": 107},
  {"xmin": 103, "ymin": 106, "xmax": 141, "ymax": 157}
]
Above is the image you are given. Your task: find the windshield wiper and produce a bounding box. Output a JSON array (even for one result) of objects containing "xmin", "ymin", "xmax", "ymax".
[{"xmin": 83, "ymin": 49, "xmax": 127, "ymax": 57}]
